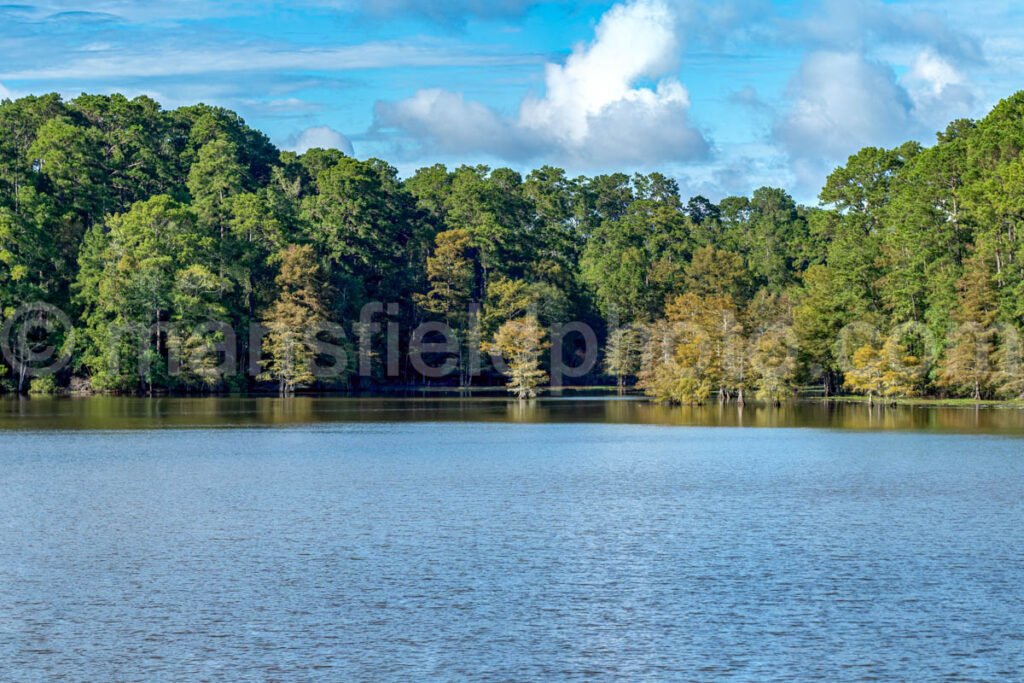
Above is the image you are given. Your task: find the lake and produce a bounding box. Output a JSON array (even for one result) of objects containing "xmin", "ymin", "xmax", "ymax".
[{"xmin": 1, "ymin": 397, "xmax": 1022, "ymax": 680}]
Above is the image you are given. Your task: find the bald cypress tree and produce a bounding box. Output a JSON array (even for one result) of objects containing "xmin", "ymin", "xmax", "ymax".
[
  {"xmin": 938, "ymin": 253, "xmax": 999, "ymax": 399},
  {"xmin": 259, "ymin": 245, "xmax": 325, "ymax": 396},
  {"xmin": 489, "ymin": 315, "xmax": 548, "ymax": 400}
]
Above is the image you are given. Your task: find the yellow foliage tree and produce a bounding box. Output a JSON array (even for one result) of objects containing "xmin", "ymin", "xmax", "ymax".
[
  {"xmin": 750, "ymin": 327, "xmax": 798, "ymax": 405},
  {"xmin": 845, "ymin": 336, "xmax": 922, "ymax": 405},
  {"xmin": 637, "ymin": 292, "xmax": 750, "ymax": 405},
  {"xmin": 937, "ymin": 253, "xmax": 997, "ymax": 399},
  {"xmin": 993, "ymin": 325, "xmax": 1024, "ymax": 399},
  {"xmin": 878, "ymin": 336, "xmax": 923, "ymax": 400},
  {"xmin": 489, "ymin": 315, "xmax": 548, "ymax": 400},
  {"xmin": 259, "ymin": 245, "xmax": 325, "ymax": 396},
  {"xmin": 844, "ymin": 343, "xmax": 885, "ymax": 404}
]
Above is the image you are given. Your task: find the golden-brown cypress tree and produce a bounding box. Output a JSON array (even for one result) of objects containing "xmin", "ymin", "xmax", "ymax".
[
  {"xmin": 938, "ymin": 252, "xmax": 998, "ymax": 399},
  {"xmin": 259, "ymin": 245, "xmax": 325, "ymax": 395}
]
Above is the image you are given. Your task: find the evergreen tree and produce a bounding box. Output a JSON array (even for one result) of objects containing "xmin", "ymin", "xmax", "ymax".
[
  {"xmin": 75, "ymin": 195, "xmax": 209, "ymax": 392},
  {"xmin": 684, "ymin": 245, "xmax": 746, "ymax": 300},
  {"xmin": 168, "ymin": 264, "xmax": 233, "ymax": 389},
  {"xmin": 416, "ymin": 229, "xmax": 475, "ymax": 326}
]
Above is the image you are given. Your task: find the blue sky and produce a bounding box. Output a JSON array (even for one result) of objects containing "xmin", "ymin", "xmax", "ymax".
[{"xmin": 1, "ymin": 0, "xmax": 1022, "ymax": 202}]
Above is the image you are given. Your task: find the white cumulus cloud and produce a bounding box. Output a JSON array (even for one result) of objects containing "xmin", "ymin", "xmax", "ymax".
[
  {"xmin": 373, "ymin": 0, "xmax": 709, "ymax": 167},
  {"xmin": 906, "ymin": 49, "xmax": 964, "ymax": 94},
  {"xmin": 374, "ymin": 89, "xmax": 540, "ymax": 158},
  {"xmin": 519, "ymin": 0, "xmax": 681, "ymax": 145},
  {"xmin": 286, "ymin": 126, "xmax": 354, "ymax": 155},
  {"xmin": 901, "ymin": 49, "xmax": 975, "ymax": 130},
  {"xmin": 774, "ymin": 51, "xmax": 913, "ymax": 161},
  {"xmin": 772, "ymin": 51, "xmax": 918, "ymax": 189},
  {"xmin": 0, "ymin": 82, "xmax": 11, "ymax": 100},
  {"xmin": 772, "ymin": 47, "xmax": 980, "ymax": 193}
]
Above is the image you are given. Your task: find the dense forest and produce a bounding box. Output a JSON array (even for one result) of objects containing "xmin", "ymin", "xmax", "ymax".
[{"xmin": 3, "ymin": 91, "xmax": 1024, "ymax": 401}]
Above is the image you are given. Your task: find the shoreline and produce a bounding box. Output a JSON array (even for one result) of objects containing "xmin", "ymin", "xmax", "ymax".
[
  {"xmin": 819, "ymin": 396, "xmax": 1024, "ymax": 409},
  {"xmin": 5, "ymin": 390, "xmax": 1024, "ymax": 410}
]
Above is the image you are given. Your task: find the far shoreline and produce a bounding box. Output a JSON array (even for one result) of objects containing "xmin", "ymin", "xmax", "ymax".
[{"xmin": 4, "ymin": 390, "xmax": 1024, "ymax": 410}]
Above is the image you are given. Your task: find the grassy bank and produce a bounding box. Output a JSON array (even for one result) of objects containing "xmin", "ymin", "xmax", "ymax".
[{"xmin": 820, "ymin": 395, "xmax": 1024, "ymax": 408}]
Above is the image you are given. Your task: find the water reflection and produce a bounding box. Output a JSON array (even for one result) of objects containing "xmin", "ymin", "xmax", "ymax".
[{"xmin": 1, "ymin": 396, "xmax": 1023, "ymax": 434}]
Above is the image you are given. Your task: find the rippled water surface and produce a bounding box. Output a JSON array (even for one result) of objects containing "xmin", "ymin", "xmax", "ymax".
[{"xmin": 1, "ymin": 401, "xmax": 1023, "ymax": 680}]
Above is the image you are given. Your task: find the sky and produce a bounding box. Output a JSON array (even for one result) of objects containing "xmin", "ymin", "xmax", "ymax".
[{"xmin": 1, "ymin": 0, "xmax": 1022, "ymax": 203}]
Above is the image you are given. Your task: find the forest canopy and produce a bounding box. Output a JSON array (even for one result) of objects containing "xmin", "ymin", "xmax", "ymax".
[{"xmin": 3, "ymin": 90, "xmax": 1024, "ymax": 401}]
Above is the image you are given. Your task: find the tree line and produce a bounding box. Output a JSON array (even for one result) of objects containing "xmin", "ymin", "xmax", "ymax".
[{"xmin": 2, "ymin": 91, "xmax": 1024, "ymax": 400}]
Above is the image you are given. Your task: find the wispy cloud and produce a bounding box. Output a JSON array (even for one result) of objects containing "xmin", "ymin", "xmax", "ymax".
[
  {"xmin": 6, "ymin": 0, "xmax": 583, "ymax": 28},
  {"xmin": 309, "ymin": 0, "xmax": 582, "ymax": 26},
  {"xmin": 238, "ymin": 97, "xmax": 324, "ymax": 115},
  {"xmin": 1, "ymin": 1, "xmax": 249, "ymax": 24},
  {"xmin": 780, "ymin": 0, "xmax": 983, "ymax": 65},
  {"xmin": 0, "ymin": 41, "xmax": 544, "ymax": 81}
]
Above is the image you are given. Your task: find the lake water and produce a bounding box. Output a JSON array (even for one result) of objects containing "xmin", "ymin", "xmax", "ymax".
[{"xmin": 1, "ymin": 398, "xmax": 1023, "ymax": 680}]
